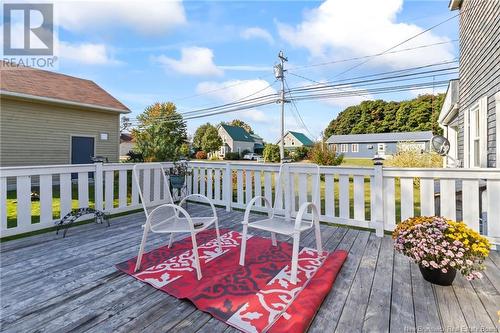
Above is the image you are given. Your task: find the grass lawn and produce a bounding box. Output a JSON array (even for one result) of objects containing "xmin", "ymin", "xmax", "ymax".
[
  {"xmin": 6, "ymin": 170, "xmax": 417, "ymax": 233},
  {"xmin": 341, "ymin": 158, "xmax": 374, "ymax": 167},
  {"xmin": 6, "ymin": 174, "xmax": 132, "ymax": 229}
]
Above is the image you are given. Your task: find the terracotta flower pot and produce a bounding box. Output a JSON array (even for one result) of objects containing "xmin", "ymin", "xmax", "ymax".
[{"xmin": 419, "ymin": 265, "xmax": 456, "ymax": 286}]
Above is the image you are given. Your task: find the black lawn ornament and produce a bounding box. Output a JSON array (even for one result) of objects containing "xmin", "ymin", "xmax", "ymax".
[{"xmin": 55, "ymin": 208, "xmax": 110, "ymax": 238}]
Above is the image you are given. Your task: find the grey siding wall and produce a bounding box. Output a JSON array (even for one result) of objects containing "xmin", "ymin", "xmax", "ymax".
[
  {"xmin": 457, "ymin": 0, "xmax": 500, "ymax": 167},
  {"xmin": 0, "ymin": 97, "xmax": 120, "ymax": 167},
  {"xmin": 329, "ymin": 141, "xmax": 430, "ymax": 158}
]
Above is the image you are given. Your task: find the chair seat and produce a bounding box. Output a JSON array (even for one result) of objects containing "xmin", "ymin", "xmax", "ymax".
[
  {"xmin": 150, "ymin": 216, "xmax": 216, "ymax": 233},
  {"xmin": 247, "ymin": 216, "xmax": 313, "ymax": 235}
]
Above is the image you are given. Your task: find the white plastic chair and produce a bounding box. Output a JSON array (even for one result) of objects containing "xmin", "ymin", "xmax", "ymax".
[
  {"xmin": 239, "ymin": 163, "xmax": 322, "ymax": 284},
  {"xmin": 133, "ymin": 163, "xmax": 221, "ymax": 280}
]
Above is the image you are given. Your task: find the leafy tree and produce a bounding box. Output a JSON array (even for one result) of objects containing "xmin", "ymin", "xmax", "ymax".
[
  {"xmin": 201, "ymin": 126, "xmax": 222, "ymax": 155},
  {"xmin": 179, "ymin": 143, "xmax": 190, "ymax": 158},
  {"xmin": 292, "ymin": 146, "xmax": 311, "ymax": 161},
  {"xmin": 225, "ymin": 119, "xmax": 254, "ymax": 134},
  {"xmin": 193, "ymin": 123, "xmax": 214, "ymax": 150},
  {"xmin": 132, "ymin": 102, "xmax": 187, "ymax": 162},
  {"xmin": 324, "ymin": 94, "xmax": 445, "ymax": 138},
  {"xmin": 263, "ymin": 144, "xmax": 280, "ymax": 162},
  {"xmin": 308, "ymin": 142, "xmax": 344, "ymax": 166}
]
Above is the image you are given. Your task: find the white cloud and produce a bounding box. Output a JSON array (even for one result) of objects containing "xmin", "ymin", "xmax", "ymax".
[
  {"xmin": 196, "ymin": 79, "xmax": 277, "ymax": 122},
  {"xmin": 59, "ymin": 42, "xmax": 121, "ymax": 65},
  {"xmin": 154, "ymin": 47, "xmax": 223, "ymax": 76},
  {"xmin": 277, "ymin": 0, "xmax": 455, "ymax": 69},
  {"xmin": 56, "ymin": 0, "xmax": 186, "ymax": 35},
  {"xmin": 241, "ymin": 27, "xmax": 274, "ymax": 45}
]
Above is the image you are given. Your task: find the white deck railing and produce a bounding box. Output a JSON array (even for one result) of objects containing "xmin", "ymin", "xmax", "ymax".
[{"xmin": 1, "ymin": 162, "xmax": 499, "ymax": 245}]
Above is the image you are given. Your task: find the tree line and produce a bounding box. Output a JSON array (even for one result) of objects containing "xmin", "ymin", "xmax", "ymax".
[{"xmin": 323, "ymin": 94, "xmax": 444, "ymax": 138}]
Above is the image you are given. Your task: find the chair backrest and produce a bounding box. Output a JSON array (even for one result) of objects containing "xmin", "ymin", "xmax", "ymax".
[
  {"xmin": 132, "ymin": 163, "xmax": 174, "ymax": 218},
  {"xmin": 273, "ymin": 163, "xmax": 320, "ymax": 220}
]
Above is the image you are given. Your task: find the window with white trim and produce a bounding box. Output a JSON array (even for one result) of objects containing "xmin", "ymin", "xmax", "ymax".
[
  {"xmin": 340, "ymin": 144, "xmax": 348, "ymax": 153},
  {"xmin": 351, "ymin": 144, "xmax": 359, "ymax": 152},
  {"xmin": 467, "ymin": 97, "xmax": 487, "ymax": 168}
]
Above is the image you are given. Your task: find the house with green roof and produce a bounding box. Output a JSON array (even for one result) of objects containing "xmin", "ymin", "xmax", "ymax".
[
  {"xmin": 276, "ymin": 131, "xmax": 314, "ymax": 150},
  {"xmin": 217, "ymin": 124, "xmax": 264, "ymax": 158}
]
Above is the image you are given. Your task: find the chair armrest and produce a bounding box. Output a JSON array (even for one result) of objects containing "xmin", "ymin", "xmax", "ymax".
[
  {"xmin": 147, "ymin": 203, "xmax": 197, "ymax": 232},
  {"xmin": 244, "ymin": 196, "xmax": 272, "ymax": 224},
  {"xmin": 178, "ymin": 194, "xmax": 217, "ymax": 219},
  {"xmin": 295, "ymin": 202, "xmax": 320, "ymax": 230}
]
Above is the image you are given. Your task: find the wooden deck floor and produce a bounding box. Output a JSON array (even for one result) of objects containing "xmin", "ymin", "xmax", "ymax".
[{"xmin": 1, "ymin": 204, "xmax": 499, "ymax": 333}]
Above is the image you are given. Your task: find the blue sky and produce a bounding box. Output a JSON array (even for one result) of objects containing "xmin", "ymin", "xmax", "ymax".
[{"xmin": 5, "ymin": 0, "xmax": 459, "ymax": 142}]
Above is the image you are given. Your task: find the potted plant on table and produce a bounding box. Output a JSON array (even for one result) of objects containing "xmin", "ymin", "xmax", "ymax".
[{"xmin": 393, "ymin": 216, "xmax": 490, "ymax": 285}]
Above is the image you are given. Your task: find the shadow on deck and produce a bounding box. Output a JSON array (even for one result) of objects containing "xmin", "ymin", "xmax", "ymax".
[{"xmin": 1, "ymin": 204, "xmax": 499, "ymax": 332}]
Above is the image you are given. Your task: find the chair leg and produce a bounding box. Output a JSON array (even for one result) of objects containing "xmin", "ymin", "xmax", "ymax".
[
  {"xmin": 239, "ymin": 224, "xmax": 248, "ymax": 266},
  {"xmin": 135, "ymin": 224, "xmax": 150, "ymax": 272},
  {"xmin": 214, "ymin": 218, "xmax": 222, "ymax": 252},
  {"xmin": 314, "ymin": 218, "xmax": 323, "ymax": 254},
  {"xmin": 191, "ymin": 233, "xmax": 202, "ymax": 280},
  {"xmin": 290, "ymin": 232, "xmax": 300, "ymax": 284},
  {"xmin": 271, "ymin": 232, "xmax": 277, "ymax": 246},
  {"xmin": 168, "ymin": 233, "xmax": 174, "ymax": 248}
]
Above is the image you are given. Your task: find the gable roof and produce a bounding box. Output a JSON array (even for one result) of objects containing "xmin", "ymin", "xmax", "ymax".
[
  {"xmin": 326, "ymin": 131, "xmax": 433, "ymax": 144},
  {"xmin": 0, "ymin": 62, "xmax": 130, "ymax": 113},
  {"xmin": 249, "ymin": 133, "xmax": 263, "ymax": 141},
  {"xmin": 219, "ymin": 124, "xmax": 255, "ymax": 142},
  {"xmin": 286, "ymin": 131, "xmax": 314, "ymax": 146}
]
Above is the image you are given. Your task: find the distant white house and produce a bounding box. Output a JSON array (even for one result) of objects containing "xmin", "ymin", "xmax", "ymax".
[
  {"xmin": 276, "ymin": 131, "xmax": 314, "ymax": 150},
  {"xmin": 217, "ymin": 124, "xmax": 264, "ymax": 158}
]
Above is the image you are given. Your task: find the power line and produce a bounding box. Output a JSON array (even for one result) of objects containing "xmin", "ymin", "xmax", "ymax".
[
  {"xmin": 284, "ymin": 78, "xmax": 317, "ymax": 140},
  {"xmin": 288, "ymin": 66, "xmax": 457, "ymax": 93},
  {"xmin": 325, "ymin": 10, "xmax": 463, "ymax": 81},
  {"xmin": 129, "ymin": 81, "xmax": 279, "ymax": 124},
  {"xmin": 129, "ymin": 62, "xmax": 457, "ymax": 125},
  {"xmin": 288, "ymin": 39, "xmax": 458, "ymax": 72}
]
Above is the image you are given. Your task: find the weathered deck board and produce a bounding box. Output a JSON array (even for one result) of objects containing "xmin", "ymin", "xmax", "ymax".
[{"xmin": 1, "ymin": 203, "xmax": 498, "ymax": 333}]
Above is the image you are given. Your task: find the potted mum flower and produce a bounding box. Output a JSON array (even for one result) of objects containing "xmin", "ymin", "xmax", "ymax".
[{"xmin": 393, "ymin": 216, "xmax": 490, "ymax": 286}]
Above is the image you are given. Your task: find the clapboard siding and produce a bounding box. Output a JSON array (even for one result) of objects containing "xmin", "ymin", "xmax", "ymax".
[
  {"xmin": 456, "ymin": 0, "xmax": 500, "ymax": 167},
  {"xmin": 0, "ymin": 97, "xmax": 120, "ymax": 166}
]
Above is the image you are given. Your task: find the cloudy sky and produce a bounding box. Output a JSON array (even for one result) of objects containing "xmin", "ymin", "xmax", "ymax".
[{"xmin": 3, "ymin": 0, "xmax": 459, "ymax": 141}]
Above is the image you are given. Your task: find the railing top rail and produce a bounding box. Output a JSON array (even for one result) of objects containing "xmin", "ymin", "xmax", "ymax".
[
  {"xmin": 383, "ymin": 167, "xmax": 500, "ymax": 179},
  {"xmin": 0, "ymin": 164, "xmax": 96, "ymax": 177}
]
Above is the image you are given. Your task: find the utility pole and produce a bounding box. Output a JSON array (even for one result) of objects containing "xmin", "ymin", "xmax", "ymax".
[{"xmin": 274, "ymin": 50, "xmax": 288, "ymax": 161}]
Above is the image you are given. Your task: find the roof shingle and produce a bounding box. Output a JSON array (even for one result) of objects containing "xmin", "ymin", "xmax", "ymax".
[
  {"xmin": 0, "ymin": 62, "xmax": 129, "ymax": 112},
  {"xmin": 220, "ymin": 124, "xmax": 255, "ymax": 142}
]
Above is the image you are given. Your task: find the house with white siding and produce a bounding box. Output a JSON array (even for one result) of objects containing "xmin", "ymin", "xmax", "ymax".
[
  {"xmin": 276, "ymin": 131, "xmax": 314, "ymax": 150},
  {"xmin": 217, "ymin": 124, "xmax": 263, "ymax": 158}
]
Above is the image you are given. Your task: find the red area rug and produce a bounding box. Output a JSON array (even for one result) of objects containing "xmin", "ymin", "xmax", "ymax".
[{"xmin": 116, "ymin": 229, "xmax": 347, "ymax": 332}]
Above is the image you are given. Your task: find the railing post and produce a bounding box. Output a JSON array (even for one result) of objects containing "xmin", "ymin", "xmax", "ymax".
[
  {"xmin": 224, "ymin": 163, "xmax": 232, "ymax": 212},
  {"xmin": 94, "ymin": 162, "xmax": 104, "ymax": 211},
  {"xmin": 372, "ymin": 157, "xmax": 384, "ymax": 237}
]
